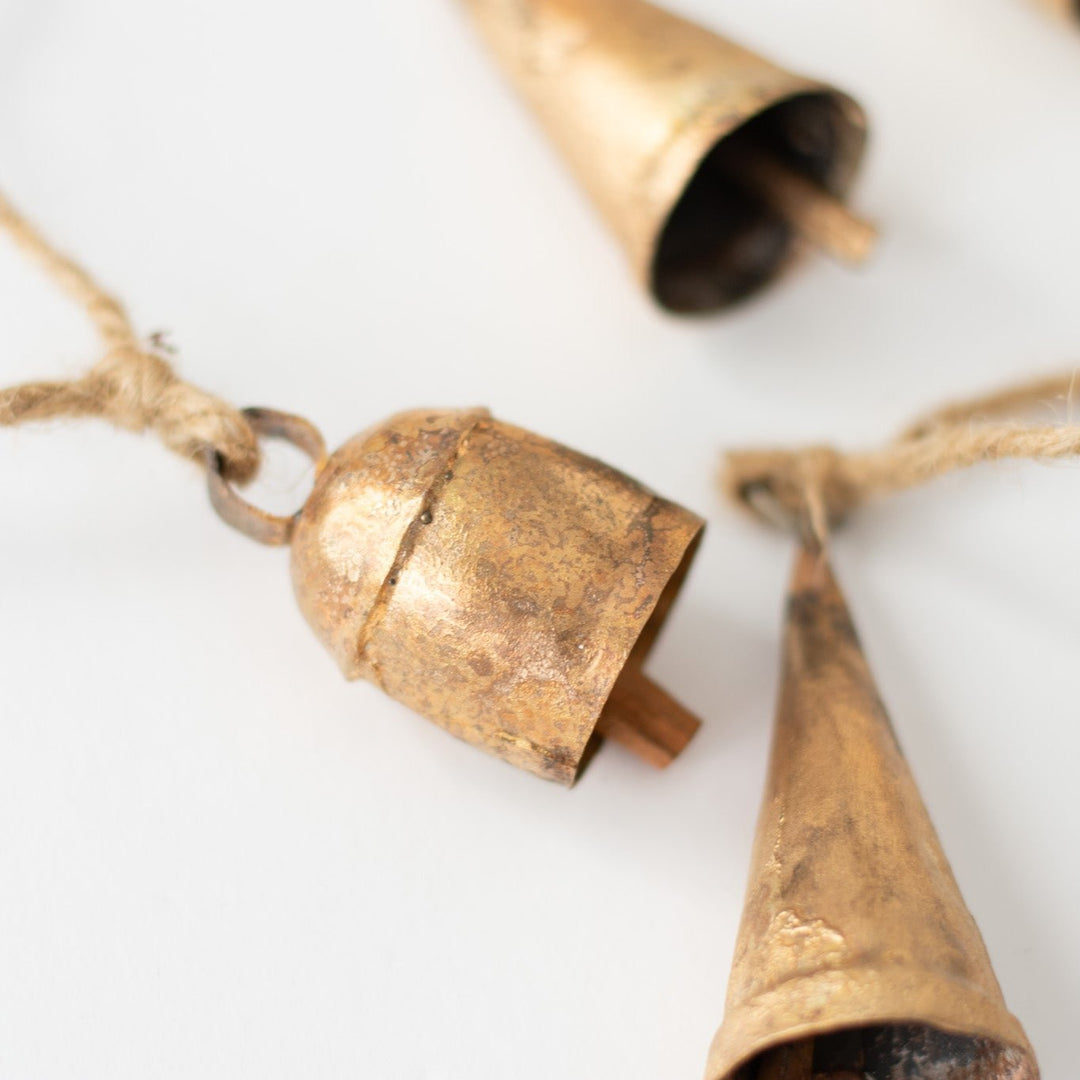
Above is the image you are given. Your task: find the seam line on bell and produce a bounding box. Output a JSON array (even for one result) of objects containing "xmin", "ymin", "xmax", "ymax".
[{"xmin": 356, "ymin": 412, "xmax": 488, "ymax": 690}]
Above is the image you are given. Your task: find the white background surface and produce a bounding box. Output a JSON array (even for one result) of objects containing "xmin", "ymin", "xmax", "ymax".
[{"xmin": 0, "ymin": 1, "xmax": 1077, "ymax": 1077}]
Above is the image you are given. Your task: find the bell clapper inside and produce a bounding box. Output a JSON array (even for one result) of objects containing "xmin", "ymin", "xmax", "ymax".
[
  {"xmin": 653, "ymin": 92, "xmax": 872, "ymax": 312},
  {"xmin": 596, "ymin": 665, "xmax": 701, "ymax": 769},
  {"xmin": 720, "ymin": 147, "xmax": 877, "ymax": 267},
  {"xmin": 756, "ymin": 1040, "xmax": 815, "ymax": 1080},
  {"xmin": 757, "ymin": 1036, "xmax": 863, "ymax": 1080},
  {"xmin": 738, "ymin": 152, "xmax": 876, "ymax": 265}
]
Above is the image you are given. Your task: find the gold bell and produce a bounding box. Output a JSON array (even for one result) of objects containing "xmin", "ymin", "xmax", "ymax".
[
  {"xmin": 459, "ymin": 0, "xmax": 873, "ymax": 313},
  {"xmin": 289, "ymin": 408, "xmax": 703, "ymax": 785},
  {"xmin": 706, "ymin": 548, "xmax": 1038, "ymax": 1080},
  {"xmin": 1032, "ymin": 0, "xmax": 1077, "ymax": 21}
]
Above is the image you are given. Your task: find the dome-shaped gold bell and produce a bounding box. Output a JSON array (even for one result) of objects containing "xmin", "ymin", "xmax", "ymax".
[
  {"xmin": 458, "ymin": 0, "xmax": 873, "ymax": 312},
  {"xmin": 285, "ymin": 408, "xmax": 703, "ymax": 785}
]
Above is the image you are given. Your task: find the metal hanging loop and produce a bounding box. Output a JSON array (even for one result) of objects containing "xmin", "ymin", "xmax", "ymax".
[{"xmin": 206, "ymin": 407, "xmax": 327, "ymax": 546}]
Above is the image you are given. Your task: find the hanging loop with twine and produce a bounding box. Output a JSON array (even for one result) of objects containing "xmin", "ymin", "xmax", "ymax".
[
  {"xmin": 0, "ymin": 191, "xmax": 261, "ymax": 482},
  {"xmin": 723, "ymin": 372, "xmax": 1080, "ymax": 547},
  {"xmin": 0, "ymin": 191, "xmax": 332, "ymax": 544}
]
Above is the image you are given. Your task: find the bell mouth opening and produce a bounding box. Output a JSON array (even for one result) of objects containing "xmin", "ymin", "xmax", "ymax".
[
  {"xmin": 577, "ymin": 522, "xmax": 704, "ymax": 782},
  {"xmin": 629, "ymin": 522, "xmax": 704, "ymax": 666},
  {"xmin": 650, "ymin": 90, "xmax": 867, "ymax": 314},
  {"xmin": 733, "ymin": 1024, "xmax": 1034, "ymax": 1080}
]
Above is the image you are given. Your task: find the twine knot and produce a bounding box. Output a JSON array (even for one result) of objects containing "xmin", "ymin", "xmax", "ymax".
[
  {"xmin": 723, "ymin": 445, "xmax": 861, "ymax": 544},
  {"xmin": 722, "ymin": 374, "xmax": 1080, "ymax": 546},
  {"xmin": 0, "ymin": 192, "xmax": 259, "ymax": 481},
  {"xmin": 90, "ymin": 344, "xmax": 259, "ymax": 479},
  {"xmin": 91, "ymin": 345, "xmax": 177, "ymax": 431}
]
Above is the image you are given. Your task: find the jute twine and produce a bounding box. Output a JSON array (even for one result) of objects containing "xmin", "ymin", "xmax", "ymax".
[
  {"xmin": 723, "ymin": 372, "xmax": 1080, "ymax": 547},
  {"xmin": 0, "ymin": 193, "xmax": 258, "ymax": 480}
]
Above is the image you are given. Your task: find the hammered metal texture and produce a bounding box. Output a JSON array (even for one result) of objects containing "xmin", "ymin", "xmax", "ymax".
[
  {"xmin": 706, "ymin": 548, "xmax": 1038, "ymax": 1080},
  {"xmin": 460, "ymin": 0, "xmax": 867, "ymax": 310},
  {"xmin": 291, "ymin": 409, "xmax": 703, "ymax": 785}
]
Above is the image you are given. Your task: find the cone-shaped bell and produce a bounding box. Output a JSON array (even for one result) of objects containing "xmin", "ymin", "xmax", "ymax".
[
  {"xmin": 459, "ymin": 0, "xmax": 871, "ymax": 313},
  {"xmin": 706, "ymin": 548, "xmax": 1038, "ymax": 1080}
]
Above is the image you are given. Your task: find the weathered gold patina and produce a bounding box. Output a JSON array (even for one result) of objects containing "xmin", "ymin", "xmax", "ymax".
[
  {"xmin": 286, "ymin": 408, "xmax": 703, "ymax": 785},
  {"xmin": 459, "ymin": 0, "xmax": 870, "ymax": 312},
  {"xmin": 706, "ymin": 548, "xmax": 1038, "ymax": 1080}
]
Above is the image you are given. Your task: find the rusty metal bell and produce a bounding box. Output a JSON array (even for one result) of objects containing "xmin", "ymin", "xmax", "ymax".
[
  {"xmin": 289, "ymin": 408, "xmax": 703, "ymax": 785},
  {"xmin": 458, "ymin": 0, "xmax": 872, "ymax": 313},
  {"xmin": 706, "ymin": 548, "xmax": 1039, "ymax": 1080}
]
